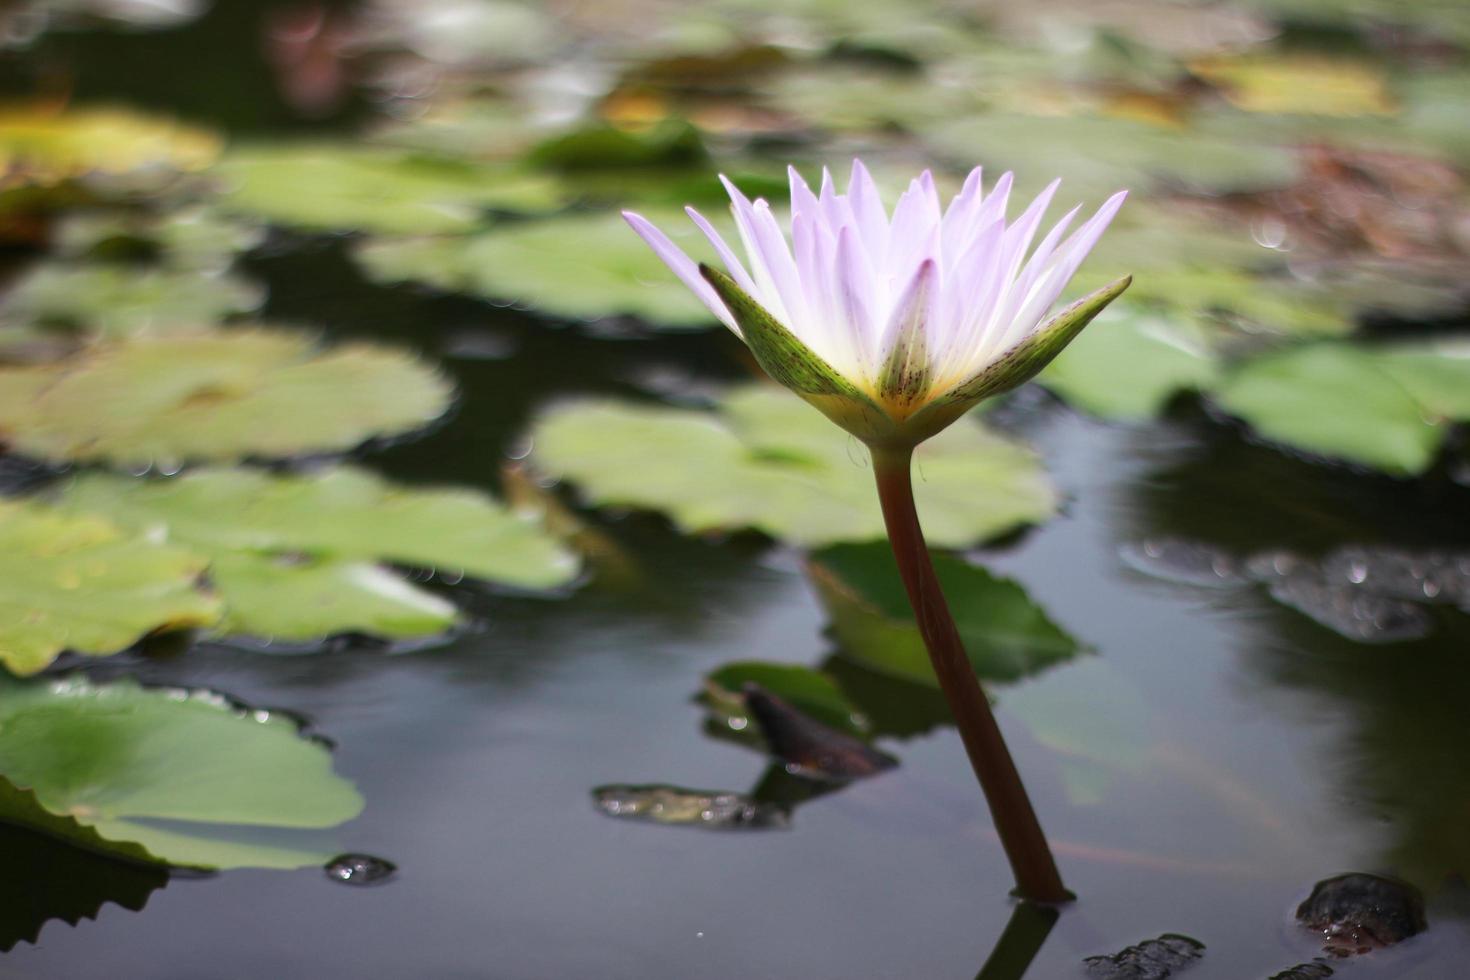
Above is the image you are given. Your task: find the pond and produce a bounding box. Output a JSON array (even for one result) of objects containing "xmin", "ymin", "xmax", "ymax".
[{"xmin": 1, "ymin": 2, "xmax": 1468, "ymax": 978}]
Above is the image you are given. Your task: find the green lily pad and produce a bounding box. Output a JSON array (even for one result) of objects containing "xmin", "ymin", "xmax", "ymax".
[
  {"xmin": 1212, "ymin": 343, "xmax": 1446, "ymax": 475},
  {"xmin": 53, "ymin": 466, "xmax": 577, "ymax": 642},
  {"xmin": 703, "ymin": 661, "xmax": 869, "ymax": 736},
  {"xmin": 54, "ymin": 207, "xmax": 264, "ymax": 271},
  {"xmin": 356, "ymin": 209, "xmax": 720, "ymax": 329},
  {"xmin": 213, "ymin": 144, "xmax": 562, "ymax": 235},
  {"xmin": 528, "ymin": 385, "xmax": 1058, "ymax": 547},
  {"xmin": 1, "ymin": 263, "xmax": 262, "ymax": 337},
  {"xmin": 1373, "ymin": 341, "xmax": 1470, "ymax": 420},
  {"xmin": 0, "ymin": 674, "xmax": 362, "ymax": 869},
  {"xmin": 807, "ymin": 542, "xmax": 1082, "ymax": 688},
  {"xmin": 0, "ymin": 328, "xmax": 453, "ymax": 468},
  {"xmin": 920, "ymin": 112, "xmax": 1299, "ymax": 201},
  {"xmin": 0, "ymin": 502, "xmax": 220, "ymax": 677},
  {"xmin": 209, "ymin": 554, "xmax": 460, "ymax": 642},
  {"xmin": 1041, "ymin": 306, "xmax": 1221, "ymax": 420}
]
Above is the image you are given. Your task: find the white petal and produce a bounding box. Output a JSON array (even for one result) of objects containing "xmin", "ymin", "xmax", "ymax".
[{"xmin": 846, "ymin": 159, "xmax": 890, "ymax": 265}]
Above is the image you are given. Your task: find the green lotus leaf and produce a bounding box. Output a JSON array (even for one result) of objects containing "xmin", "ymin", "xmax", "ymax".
[
  {"xmin": 356, "ymin": 209, "xmax": 723, "ymax": 330},
  {"xmin": 806, "ymin": 541, "xmax": 1082, "ymax": 688},
  {"xmin": 0, "ymin": 263, "xmax": 262, "ymax": 337},
  {"xmin": 54, "ymin": 465, "xmax": 578, "ymax": 642},
  {"xmin": 1373, "ymin": 341, "xmax": 1470, "ymax": 420},
  {"xmin": 1041, "ymin": 306, "xmax": 1221, "ymax": 420},
  {"xmin": 1213, "ymin": 343, "xmax": 1447, "ymax": 475},
  {"xmin": 528, "ymin": 385, "xmax": 1057, "ymax": 547},
  {"xmin": 0, "ymin": 328, "xmax": 453, "ymax": 468},
  {"xmin": 54, "ymin": 207, "xmax": 264, "ymax": 271},
  {"xmin": 0, "ymin": 674, "xmax": 362, "ymax": 869},
  {"xmin": 0, "ymin": 501, "xmax": 220, "ymax": 677},
  {"xmin": 214, "ymin": 144, "xmax": 562, "ymax": 235}
]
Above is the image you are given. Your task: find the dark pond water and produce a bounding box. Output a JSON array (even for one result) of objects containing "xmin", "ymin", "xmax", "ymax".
[{"xmin": 4, "ymin": 4, "xmax": 1470, "ymax": 979}]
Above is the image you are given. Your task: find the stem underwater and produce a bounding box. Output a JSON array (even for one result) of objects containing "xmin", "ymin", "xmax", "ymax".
[{"xmin": 868, "ymin": 445, "xmax": 1072, "ymax": 905}]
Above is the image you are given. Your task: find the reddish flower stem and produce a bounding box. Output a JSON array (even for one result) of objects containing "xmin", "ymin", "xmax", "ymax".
[{"xmin": 869, "ymin": 445, "xmax": 1072, "ymax": 904}]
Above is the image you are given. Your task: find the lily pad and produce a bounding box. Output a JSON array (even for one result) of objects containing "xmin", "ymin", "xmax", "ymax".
[
  {"xmin": 356, "ymin": 209, "xmax": 720, "ymax": 329},
  {"xmin": 1189, "ymin": 53, "xmax": 1396, "ymax": 117},
  {"xmin": 1, "ymin": 263, "xmax": 263, "ymax": 338},
  {"xmin": 528, "ymin": 385, "xmax": 1058, "ymax": 547},
  {"xmin": 1212, "ymin": 344, "xmax": 1451, "ymax": 475},
  {"xmin": 806, "ymin": 542, "xmax": 1082, "ymax": 687},
  {"xmin": 0, "ymin": 105, "xmax": 221, "ymax": 192},
  {"xmin": 0, "ymin": 328, "xmax": 454, "ymax": 467},
  {"xmin": 213, "ymin": 144, "xmax": 562, "ymax": 235},
  {"xmin": 209, "ymin": 554, "xmax": 460, "ymax": 642},
  {"xmin": 0, "ymin": 674, "xmax": 362, "ymax": 869},
  {"xmin": 53, "ymin": 466, "xmax": 576, "ymax": 642},
  {"xmin": 0, "ymin": 502, "xmax": 220, "ymax": 677},
  {"xmin": 920, "ymin": 112, "xmax": 1298, "ymax": 201},
  {"xmin": 1041, "ymin": 307, "xmax": 1221, "ymax": 420},
  {"xmin": 53, "ymin": 207, "xmax": 265, "ymax": 271}
]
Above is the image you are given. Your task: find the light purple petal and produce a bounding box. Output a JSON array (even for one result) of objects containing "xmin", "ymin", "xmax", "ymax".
[
  {"xmin": 622, "ymin": 210, "xmax": 737, "ymax": 332},
  {"xmin": 685, "ymin": 205, "xmax": 758, "ymax": 296}
]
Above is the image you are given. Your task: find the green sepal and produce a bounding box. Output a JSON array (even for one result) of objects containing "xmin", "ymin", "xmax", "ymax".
[
  {"xmin": 906, "ymin": 275, "xmax": 1132, "ymax": 440},
  {"xmin": 700, "ymin": 264, "xmax": 892, "ymax": 440}
]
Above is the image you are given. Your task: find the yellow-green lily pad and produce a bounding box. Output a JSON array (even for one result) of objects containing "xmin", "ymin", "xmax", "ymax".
[
  {"xmin": 0, "ymin": 328, "xmax": 453, "ymax": 468},
  {"xmin": 213, "ymin": 144, "xmax": 562, "ymax": 235},
  {"xmin": 0, "ymin": 501, "xmax": 220, "ymax": 677},
  {"xmin": 528, "ymin": 385, "xmax": 1058, "ymax": 547},
  {"xmin": 356, "ymin": 209, "xmax": 720, "ymax": 329},
  {"xmin": 1, "ymin": 263, "xmax": 263, "ymax": 337},
  {"xmin": 54, "ymin": 466, "xmax": 578, "ymax": 643}
]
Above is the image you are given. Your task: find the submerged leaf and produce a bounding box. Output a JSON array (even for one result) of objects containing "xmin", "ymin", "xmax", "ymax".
[
  {"xmin": 808, "ymin": 542, "xmax": 1082, "ymax": 687},
  {"xmin": 0, "ymin": 502, "xmax": 220, "ymax": 676},
  {"xmin": 591, "ymin": 784, "xmax": 788, "ymax": 830},
  {"xmin": 704, "ymin": 661, "xmax": 868, "ymax": 736},
  {"xmin": 0, "ymin": 674, "xmax": 362, "ymax": 869},
  {"xmin": 0, "ymin": 328, "xmax": 453, "ymax": 467},
  {"xmin": 529, "ymin": 385, "xmax": 1057, "ymax": 547}
]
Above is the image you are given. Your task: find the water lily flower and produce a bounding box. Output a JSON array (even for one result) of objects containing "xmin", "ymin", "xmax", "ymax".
[{"xmin": 623, "ymin": 161, "xmax": 1129, "ymax": 449}]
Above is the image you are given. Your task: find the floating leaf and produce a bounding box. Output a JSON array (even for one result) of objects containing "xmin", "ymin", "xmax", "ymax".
[
  {"xmin": 0, "ymin": 674, "xmax": 363, "ymax": 869},
  {"xmin": 1, "ymin": 263, "xmax": 262, "ymax": 337},
  {"xmin": 807, "ymin": 542, "xmax": 1081, "ymax": 687},
  {"xmin": 213, "ymin": 144, "xmax": 561, "ymax": 234},
  {"xmin": 1190, "ymin": 53, "xmax": 1396, "ymax": 117},
  {"xmin": 54, "ymin": 465, "xmax": 578, "ymax": 641},
  {"xmin": 209, "ymin": 554, "xmax": 460, "ymax": 642},
  {"xmin": 1373, "ymin": 341, "xmax": 1470, "ymax": 420},
  {"xmin": 1212, "ymin": 344, "xmax": 1447, "ymax": 475},
  {"xmin": 54, "ymin": 207, "xmax": 264, "ymax": 271},
  {"xmin": 0, "ymin": 328, "xmax": 453, "ymax": 467},
  {"xmin": 0, "ymin": 502, "xmax": 220, "ymax": 676},
  {"xmin": 356, "ymin": 210, "xmax": 719, "ymax": 329},
  {"xmin": 0, "ymin": 105, "xmax": 220, "ymax": 191},
  {"xmin": 921, "ymin": 112, "xmax": 1298, "ymax": 201},
  {"xmin": 1041, "ymin": 307, "xmax": 1220, "ymax": 420},
  {"xmin": 529, "ymin": 385, "xmax": 1057, "ymax": 547}
]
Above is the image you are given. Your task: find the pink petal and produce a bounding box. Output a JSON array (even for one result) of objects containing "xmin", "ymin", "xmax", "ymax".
[{"xmin": 622, "ymin": 210, "xmax": 737, "ymax": 332}]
